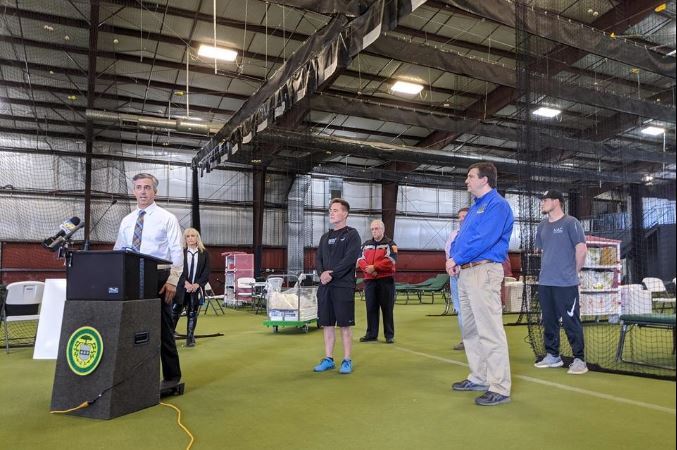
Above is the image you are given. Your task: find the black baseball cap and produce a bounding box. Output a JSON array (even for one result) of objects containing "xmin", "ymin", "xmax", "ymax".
[{"xmin": 541, "ymin": 190, "xmax": 565, "ymax": 203}]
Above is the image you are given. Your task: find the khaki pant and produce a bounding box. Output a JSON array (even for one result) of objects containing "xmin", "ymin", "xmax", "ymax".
[{"xmin": 458, "ymin": 262, "xmax": 511, "ymax": 396}]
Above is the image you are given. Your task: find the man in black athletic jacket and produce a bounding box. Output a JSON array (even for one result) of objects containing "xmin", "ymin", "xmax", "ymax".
[{"xmin": 313, "ymin": 198, "xmax": 362, "ymax": 375}]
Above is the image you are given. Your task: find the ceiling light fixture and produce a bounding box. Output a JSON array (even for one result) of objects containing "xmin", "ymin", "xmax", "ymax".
[
  {"xmin": 391, "ymin": 80, "xmax": 424, "ymax": 95},
  {"xmin": 532, "ymin": 107, "xmax": 561, "ymax": 118},
  {"xmin": 641, "ymin": 126, "xmax": 665, "ymax": 136},
  {"xmin": 197, "ymin": 44, "xmax": 237, "ymax": 62}
]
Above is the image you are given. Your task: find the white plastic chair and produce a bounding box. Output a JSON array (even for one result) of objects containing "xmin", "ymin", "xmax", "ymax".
[
  {"xmin": 2, "ymin": 281, "xmax": 45, "ymax": 353},
  {"xmin": 642, "ymin": 277, "xmax": 667, "ymax": 292},
  {"xmin": 642, "ymin": 277, "xmax": 675, "ymax": 313},
  {"xmin": 236, "ymin": 277, "xmax": 257, "ymax": 306}
]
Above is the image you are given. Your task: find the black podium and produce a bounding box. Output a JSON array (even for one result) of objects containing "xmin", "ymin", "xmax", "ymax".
[
  {"xmin": 66, "ymin": 250, "xmax": 168, "ymax": 301},
  {"xmin": 51, "ymin": 250, "xmax": 169, "ymax": 420}
]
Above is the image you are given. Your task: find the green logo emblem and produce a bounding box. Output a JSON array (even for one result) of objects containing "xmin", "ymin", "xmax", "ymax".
[{"xmin": 66, "ymin": 326, "xmax": 104, "ymax": 376}]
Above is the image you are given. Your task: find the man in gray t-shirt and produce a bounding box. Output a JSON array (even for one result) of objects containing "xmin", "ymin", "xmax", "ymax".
[{"xmin": 533, "ymin": 190, "xmax": 589, "ymax": 375}]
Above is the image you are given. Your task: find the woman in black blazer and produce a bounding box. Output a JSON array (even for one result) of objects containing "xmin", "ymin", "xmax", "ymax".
[{"xmin": 172, "ymin": 227, "xmax": 211, "ymax": 347}]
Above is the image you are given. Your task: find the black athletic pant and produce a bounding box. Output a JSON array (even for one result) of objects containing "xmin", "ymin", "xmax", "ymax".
[
  {"xmin": 364, "ymin": 277, "xmax": 395, "ymax": 340},
  {"xmin": 538, "ymin": 284, "xmax": 585, "ymax": 360},
  {"xmin": 158, "ymin": 270, "xmax": 182, "ymax": 381}
]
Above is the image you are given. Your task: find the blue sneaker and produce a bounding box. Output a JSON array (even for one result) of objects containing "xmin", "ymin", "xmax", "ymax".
[
  {"xmin": 339, "ymin": 359, "xmax": 353, "ymax": 374},
  {"xmin": 475, "ymin": 391, "xmax": 511, "ymax": 406},
  {"xmin": 313, "ymin": 357, "xmax": 335, "ymax": 372},
  {"xmin": 534, "ymin": 353, "xmax": 563, "ymax": 368}
]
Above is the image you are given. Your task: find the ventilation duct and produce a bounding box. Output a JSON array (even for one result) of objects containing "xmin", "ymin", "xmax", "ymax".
[
  {"xmin": 85, "ymin": 109, "xmax": 221, "ymax": 135},
  {"xmin": 287, "ymin": 174, "xmax": 311, "ymax": 275}
]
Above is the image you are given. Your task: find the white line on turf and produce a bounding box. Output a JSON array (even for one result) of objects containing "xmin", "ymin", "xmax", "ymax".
[{"xmin": 394, "ymin": 346, "xmax": 676, "ymax": 415}]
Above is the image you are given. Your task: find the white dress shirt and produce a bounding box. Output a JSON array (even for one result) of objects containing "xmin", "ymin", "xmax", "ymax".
[
  {"xmin": 114, "ymin": 202, "xmax": 184, "ymax": 285},
  {"xmin": 187, "ymin": 248, "xmax": 199, "ymax": 283}
]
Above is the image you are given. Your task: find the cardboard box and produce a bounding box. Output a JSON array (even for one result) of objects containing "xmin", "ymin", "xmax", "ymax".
[{"xmin": 620, "ymin": 285, "xmax": 652, "ymax": 314}]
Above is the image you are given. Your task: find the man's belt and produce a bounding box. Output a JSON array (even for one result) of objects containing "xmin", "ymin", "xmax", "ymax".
[{"xmin": 459, "ymin": 260, "xmax": 492, "ymax": 270}]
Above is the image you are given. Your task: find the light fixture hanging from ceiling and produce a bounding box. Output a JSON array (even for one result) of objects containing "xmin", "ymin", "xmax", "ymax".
[
  {"xmin": 197, "ymin": 44, "xmax": 238, "ymax": 62},
  {"xmin": 532, "ymin": 107, "xmax": 561, "ymax": 118},
  {"xmin": 641, "ymin": 126, "xmax": 665, "ymax": 136},
  {"xmin": 391, "ymin": 80, "xmax": 423, "ymax": 95}
]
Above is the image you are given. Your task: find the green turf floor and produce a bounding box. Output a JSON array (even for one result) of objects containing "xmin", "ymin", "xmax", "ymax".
[{"xmin": 1, "ymin": 302, "xmax": 675, "ymax": 450}]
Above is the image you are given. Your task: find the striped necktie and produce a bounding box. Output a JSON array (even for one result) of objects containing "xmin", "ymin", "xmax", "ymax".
[{"xmin": 132, "ymin": 210, "xmax": 146, "ymax": 252}]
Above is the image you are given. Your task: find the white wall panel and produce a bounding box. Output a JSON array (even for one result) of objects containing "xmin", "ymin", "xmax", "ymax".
[
  {"xmin": 307, "ymin": 178, "xmax": 380, "ymax": 211},
  {"xmin": 394, "ymin": 216, "xmax": 454, "ymax": 250},
  {"xmin": 263, "ymin": 209, "xmax": 287, "ymax": 246},
  {"xmin": 399, "ymin": 185, "xmax": 470, "ymax": 215},
  {"xmin": 197, "ymin": 206, "xmax": 252, "ymax": 246}
]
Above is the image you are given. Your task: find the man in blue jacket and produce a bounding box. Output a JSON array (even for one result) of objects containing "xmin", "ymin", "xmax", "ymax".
[{"xmin": 446, "ymin": 162, "xmax": 514, "ymax": 406}]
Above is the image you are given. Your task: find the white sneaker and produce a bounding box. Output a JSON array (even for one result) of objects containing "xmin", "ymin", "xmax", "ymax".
[
  {"xmin": 567, "ymin": 358, "xmax": 588, "ymax": 375},
  {"xmin": 534, "ymin": 353, "xmax": 564, "ymax": 368}
]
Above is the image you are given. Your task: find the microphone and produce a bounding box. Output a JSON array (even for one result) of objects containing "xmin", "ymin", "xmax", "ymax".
[
  {"xmin": 83, "ymin": 199, "xmax": 118, "ymax": 251},
  {"xmin": 42, "ymin": 217, "xmax": 81, "ymax": 250}
]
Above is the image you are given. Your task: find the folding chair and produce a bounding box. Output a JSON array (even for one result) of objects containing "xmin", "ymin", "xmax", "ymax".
[
  {"xmin": 2, "ymin": 281, "xmax": 45, "ymax": 353},
  {"xmin": 201, "ymin": 282, "xmax": 225, "ymax": 315},
  {"xmin": 236, "ymin": 277, "xmax": 257, "ymax": 308},
  {"xmin": 643, "ymin": 277, "xmax": 676, "ymax": 313}
]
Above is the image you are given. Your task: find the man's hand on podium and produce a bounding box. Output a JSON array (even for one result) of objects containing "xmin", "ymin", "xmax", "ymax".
[{"xmin": 159, "ymin": 283, "xmax": 176, "ymax": 304}]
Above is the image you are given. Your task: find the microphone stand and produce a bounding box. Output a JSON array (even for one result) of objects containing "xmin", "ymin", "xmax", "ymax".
[
  {"xmin": 83, "ymin": 199, "xmax": 118, "ymax": 251},
  {"xmin": 57, "ymin": 222, "xmax": 86, "ymax": 264}
]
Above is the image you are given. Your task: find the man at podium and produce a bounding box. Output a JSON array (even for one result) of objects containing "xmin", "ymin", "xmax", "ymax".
[{"xmin": 114, "ymin": 173, "xmax": 183, "ymax": 388}]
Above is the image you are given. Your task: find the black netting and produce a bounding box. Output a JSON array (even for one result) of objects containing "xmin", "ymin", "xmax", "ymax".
[{"xmin": 514, "ymin": 2, "xmax": 676, "ymax": 380}]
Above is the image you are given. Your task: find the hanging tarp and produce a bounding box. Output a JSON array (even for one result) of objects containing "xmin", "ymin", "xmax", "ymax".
[
  {"xmin": 441, "ymin": 0, "xmax": 675, "ymax": 79},
  {"xmin": 194, "ymin": 0, "xmax": 427, "ymax": 172}
]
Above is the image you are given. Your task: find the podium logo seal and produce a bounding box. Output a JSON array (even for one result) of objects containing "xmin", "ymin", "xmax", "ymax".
[{"xmin": 66, "ymin": 326, "xmax": 104, "ymax": 376}]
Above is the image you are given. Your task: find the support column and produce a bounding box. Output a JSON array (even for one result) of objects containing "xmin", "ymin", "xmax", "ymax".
[
  {"xmin": 629, "ymin": 183, "xmax": 645, "ymax": 283},
  {"xmin": 83, "ymin": 1, "xmax": 100, "ymax": 243},
  {"xmin": 381, "ymin": 162, "xmax": 417, "ymax": 239},
  {"xmin": 191, "ymin": 166, "xmax": 201, "ymax": 232},
  {"xmin": 568, "ymin": 190, "xmax": 580, "ymax": 218},
  {"xmin": 382, "ymin": 182, "xmax": 398, "ymax": 239},
  {"xmin": 253, "ymin": 166, "xmax": 266, "ymax": 278}
]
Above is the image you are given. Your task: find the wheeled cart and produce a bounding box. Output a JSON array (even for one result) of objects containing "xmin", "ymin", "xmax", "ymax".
[{"xmin": 262, "ymin": 274, "xmax": 319, "ymax": 333}]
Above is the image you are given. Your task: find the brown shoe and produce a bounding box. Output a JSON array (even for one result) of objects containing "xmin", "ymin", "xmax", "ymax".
[{"xmin": 453, "ymin": 342, "xmax": 464, "ymax": 351}]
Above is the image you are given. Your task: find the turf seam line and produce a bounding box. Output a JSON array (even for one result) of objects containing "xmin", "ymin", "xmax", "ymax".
[{"xmin": 394, "ymin": 346, "xmax": 676, "ymax": 416}]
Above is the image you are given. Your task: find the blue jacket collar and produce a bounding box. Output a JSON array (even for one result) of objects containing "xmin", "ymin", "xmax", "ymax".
[{"xmin": 473, "ymin": 188, "xmax": 497, "ymax": 205}]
